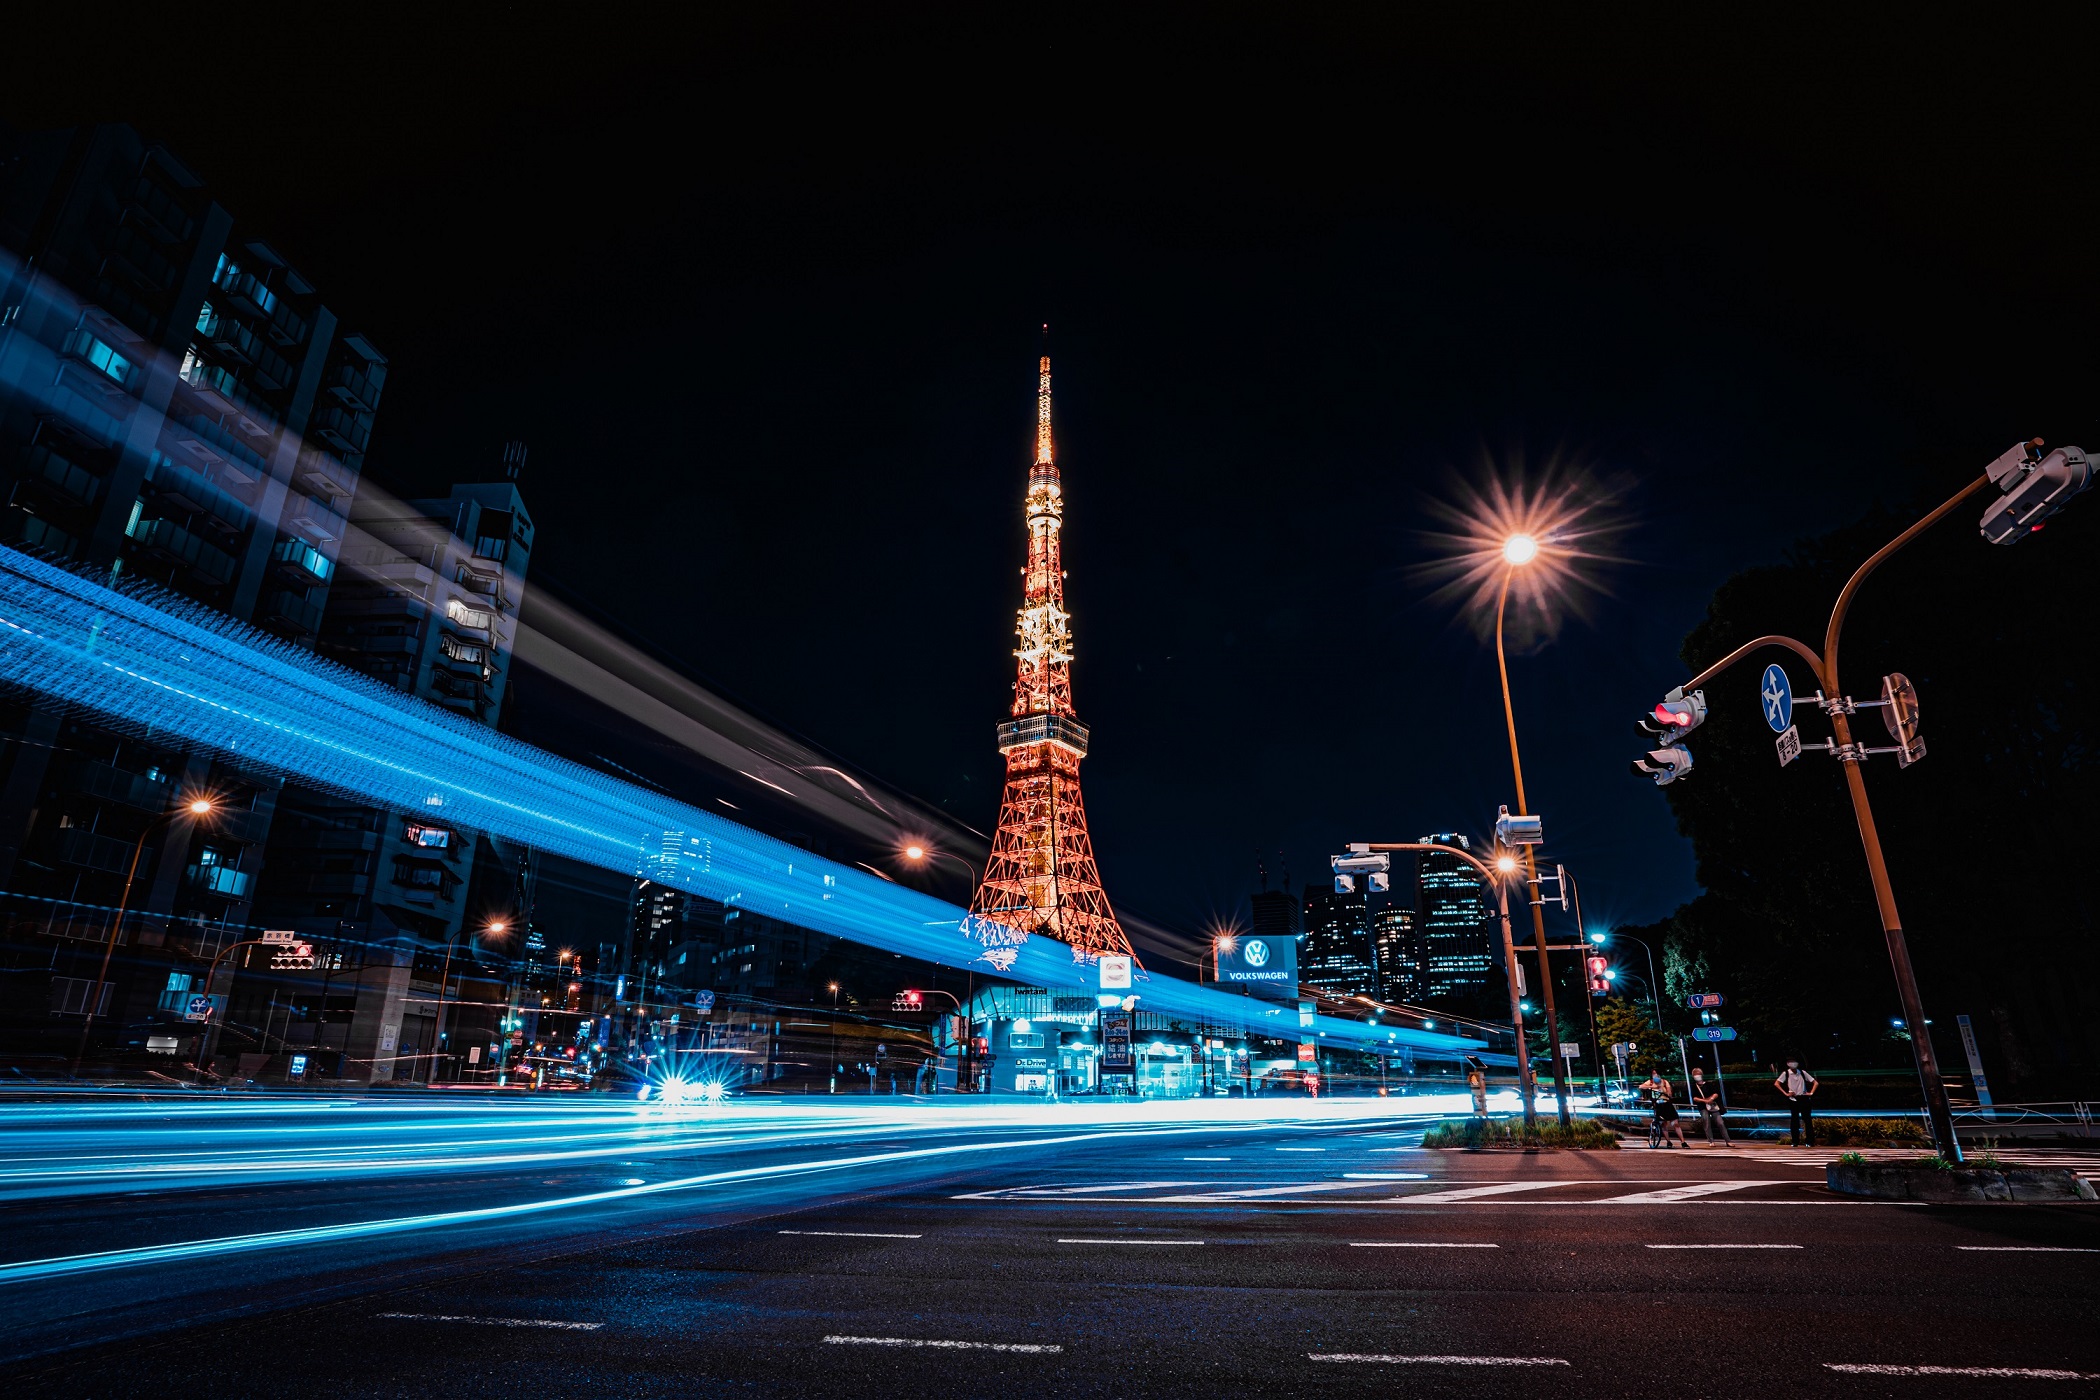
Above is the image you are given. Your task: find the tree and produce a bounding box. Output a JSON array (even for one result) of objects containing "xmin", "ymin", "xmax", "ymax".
[{"xmin": 1593, "ymin": 996, "xmax": 1671, "ymax": 1077}]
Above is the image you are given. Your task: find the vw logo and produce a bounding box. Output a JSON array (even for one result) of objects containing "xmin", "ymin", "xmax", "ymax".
[{"xmin": 1242, "ymin": 939, "xmax": 1270, "ymax": 968}]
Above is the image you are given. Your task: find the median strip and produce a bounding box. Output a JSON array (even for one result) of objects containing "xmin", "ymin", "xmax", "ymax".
[{"xmin": 824, "ymin": 1335, "xmax": 1061, "ymax": 1354}]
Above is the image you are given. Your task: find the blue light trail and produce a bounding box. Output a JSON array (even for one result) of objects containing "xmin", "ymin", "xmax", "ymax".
[{"xmin": 0, "ymin": 544, "xmax": 1481, "ymax": 1058}]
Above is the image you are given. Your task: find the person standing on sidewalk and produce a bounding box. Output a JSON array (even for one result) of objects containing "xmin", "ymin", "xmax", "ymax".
[
  {"xmin": 1689, "ymin": 1065, "xmax": 1729, "ymax": 1144},
  {"xmin": 1774, "ymin": 1059, "xmax": 1819, "ymax": 1145}
]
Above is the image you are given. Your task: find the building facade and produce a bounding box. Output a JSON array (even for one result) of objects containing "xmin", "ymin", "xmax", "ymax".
[
  {"xmin": 0, "ymin": 124, "xmax": 382, "ymax": 1073},
  {"xmin": 1301, "ymin": 884, "xmax": 1377, "ymax": 1000},
  {"xmin": 1371, "ymin": 903, "xmax": 1422, "ymax": 1002},
  {"xmin": 1418, "ymin": 831, "xmax": 1494, "ymax": 1001}
]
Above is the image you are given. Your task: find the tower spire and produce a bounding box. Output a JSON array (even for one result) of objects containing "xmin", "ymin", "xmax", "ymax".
[{"xmin": 967, "ymin": 344, "xmax": 1131, "ymax": 969}]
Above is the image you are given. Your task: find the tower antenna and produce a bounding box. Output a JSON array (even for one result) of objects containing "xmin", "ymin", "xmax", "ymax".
[{"xmin": 968, "ymin": 342, "xmax": 1131, "ymax": 967}]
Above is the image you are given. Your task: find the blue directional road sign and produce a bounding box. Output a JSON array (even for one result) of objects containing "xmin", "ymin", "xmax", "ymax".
[
  {"xmin": 1690, "ymin": 1026, "xmax": 1737, "ymax": 1042},
  {"xmin": 1760, "ymin": 664, "xmax": 1793, "ymax": 734},
  {"xmin": 1687, "ymin": 992, "xmax": 1725, "ymax": 1009}
]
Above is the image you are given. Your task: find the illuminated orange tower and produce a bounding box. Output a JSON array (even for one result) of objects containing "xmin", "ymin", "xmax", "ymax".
[{"xmin": 967, "ymin": 351, "xmax": 1132, "ymax": 969}]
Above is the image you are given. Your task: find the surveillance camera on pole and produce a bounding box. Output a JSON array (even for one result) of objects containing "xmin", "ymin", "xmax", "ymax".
[
  {"xmin": 1493, "ymin": 806, "xmax": 1543, "ymax": 847},
  {"xmin": 1978, "ymin": 439, "xmax": 2092, "ymax": 544},
  {"xmin": 1632, "ymin": 685, "xmax": 1705, "ymax": 785},
  {"xmin": 1331, "ymin": 850, "xmax": 1389, "ymax": 895}
]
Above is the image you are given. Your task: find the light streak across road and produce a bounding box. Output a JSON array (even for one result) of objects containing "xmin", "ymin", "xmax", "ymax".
[{"xmin": 0, "ymin": 544, "xmax": 1481, "ymax": 1059}]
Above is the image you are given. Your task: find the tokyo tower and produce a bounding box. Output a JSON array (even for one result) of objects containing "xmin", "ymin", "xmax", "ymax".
[{"xmin": 966, "ymin": 350, "xmax": 1132, "ymax": 969}]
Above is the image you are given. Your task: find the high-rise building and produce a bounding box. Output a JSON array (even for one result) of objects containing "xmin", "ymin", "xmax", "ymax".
[
  {"xmin": 1301, "ymin": 884, "xmax": 1377, "ymax": 1000},
  {"xmin": 1418, "ymin": 832, "xmax": 1494, "ymax": 1000},
  {"xmin": 1372, "ymin": 903, "xmax": 1422, "ymax": 1002},
  {"xmin": 969, "ymin": 351, "xmax": 1128, "ymax": 969},
  {"xmin": 0, "ymin": 124, "xmax": 382, "ymax": 1070},
  {"xmin": 1249, "ymin": 883, "xmax": 1302, "ymax": 943},
  {"xmin": 249, "ymin": 459, "xmax": 534, "ymax": 1080}
]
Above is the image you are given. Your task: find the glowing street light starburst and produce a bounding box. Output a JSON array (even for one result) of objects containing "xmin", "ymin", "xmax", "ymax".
[{"xmin": 1413, "ymin": 454, "xmax": 1628, "ymax": 652}]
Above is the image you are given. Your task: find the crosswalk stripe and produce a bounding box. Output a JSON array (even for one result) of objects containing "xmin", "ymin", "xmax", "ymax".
[
  {"xmin": 1601, "ymin": 1180, "xmax": 1790, "ymax": 1203},
  {"xmin": 1388, "ymin": 1182, "xmax": 1567, "ymax": 1203}
]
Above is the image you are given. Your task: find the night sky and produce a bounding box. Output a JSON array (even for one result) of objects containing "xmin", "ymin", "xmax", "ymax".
[{"xmin": 12, "ymin": 11, "xmax": 2097, "ymax": 954}]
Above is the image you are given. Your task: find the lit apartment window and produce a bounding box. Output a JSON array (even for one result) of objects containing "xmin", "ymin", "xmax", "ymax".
[
  {"xmin": 67, "ymin": 329, "xmax": 133, "ymax": 385},
  {"xmin": 439, "ymin": 634, "xmax": 484, "ymax": 665},
  {"xmin": 404, "ymin": 823, "xmax": 452, "ymax": 849}
]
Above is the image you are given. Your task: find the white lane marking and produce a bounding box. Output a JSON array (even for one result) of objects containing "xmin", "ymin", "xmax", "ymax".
[
  {"xmin": 1826, "ymin": 1363, "xmax": 2100, "ymax": 1379},
  {"xmin": 951, "ymin": 1181, "xmax": 1200, "ymax": 1200},
  {"xmin": 824, "ymin": 1335, "xmax": 1061, "ymax": 1354},
  {"xmin": 1393, "ymin": 1182, "xmax": 1566, "ymax": 1203},
  {"xmin": 1957, "ymin": 1246, "xmax": 2100, "ymax": 1253},
  {"xmin": 1646, "ymin": 1243, "xmax": 1802, "ymax": 1250},
  {"xmin": 377, "ymin": 1312, "xmax": 602, "ymax": 1330},
  {"xmin": 1312, "ymin": 1353, "xmax": 1568, "ymax": 1367},
  {"xmin": 1276, "ymin": 1147, "xmax": 1326, "ymax": 1152},
  {"xmin": 1156, "ymin": 1183, "xmax": 1370, "ymax": 1201},
  {"xmin": 1183, "ymin": 1157, "xmax": 1233, "ymax": 1161},
  {"xmin": 1057, "ymin": 1238, "xmax": 1203, "ymax": 1246},
  {"xmin": 1344, "ymin": 1172, "xmax": 1429, "ymax": 1180},
  {"xmin": 1350, "ymin": 1242, "xmax": 1499, "ymax": 1249},
  {"xmin": 1600, "ymin": 1180, "xmax": 1790, "ymax": 1203},
  {"xmin": 778, "ymin": 1230, "xmax": 922, "ymax": 1239}
]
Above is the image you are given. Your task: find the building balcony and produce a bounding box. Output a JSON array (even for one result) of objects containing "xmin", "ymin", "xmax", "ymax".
[
  {"xmin": 141, "ymin": 454, "xmax": 254, "ymax": 536},
  {"xmin": 186, "ymin": 862, "xmax": 252, "ymax": 899},
  {"xmin": 23, "ymin": 444, "xmax": 103, "ymax": 507},
  {"xmin": 127, "ymin": 516, "xmax": 237, "ymax": 587},
  {"xmin": 49, "ymin": 826, "xmax": 139, "ymax": 875},
  {"xmin": 177, "ymin": 354, "xmax": 244, "ymax": 414},
  {"xmin": 198, "ymin": 309, "xmax": 264, "ymax": 366},
  {"xmin": 260, "ymin": 587, "xmax": 325, "ymax": 638},
  {"xmin": 324, "ymin": 360, "xmax": 384, "ymax": 413},
  {"xmin": 309, "ymin": 403, "xmax": 371, "ymax": 456},
  {"xmin": 294, "ymin": 449, "xmax": 357, "ymax": 501},
  {"xmin": 211, "ymin": 263, "xmax": 278, "ymax": 320},
  {"xmin": 56, "ymin": 755, "xmax": 175, "ymax": 812},
  {"xmin": 271, "ymin": 537, "xmax": 334, "ymax": 585}
]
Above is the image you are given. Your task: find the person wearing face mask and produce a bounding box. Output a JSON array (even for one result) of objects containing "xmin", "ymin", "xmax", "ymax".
[
  {"xmin": 1689, "ymin": 1065, "xmax": 1729, "ymax": 1144},
  {"xmin": 1773, "ymin": 1058, "xmax": 1819, "ymax": 1146}
]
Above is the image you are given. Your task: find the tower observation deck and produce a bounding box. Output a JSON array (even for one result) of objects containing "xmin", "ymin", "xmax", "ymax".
[{"xmin": 967, "ymin": 351, "xmax": 1132, "ymax": 968}]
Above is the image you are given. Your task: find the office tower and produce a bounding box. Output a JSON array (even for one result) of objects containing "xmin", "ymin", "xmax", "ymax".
[
  {"xmin": 1418, "ymin": 831, "xmax": 1494, "ymax": 1000},
  {"xmin": 1372, "ymin": 903, "xmax": 1422, "ymax": 1002},
  {"xmin": 1301, "ymin": 883, "xmax": 1377, "ymax": 1000}
]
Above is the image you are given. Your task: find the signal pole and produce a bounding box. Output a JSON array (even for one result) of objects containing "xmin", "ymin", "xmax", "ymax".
[{"xmin": 1631, "ymin": 444, "xmax": 2095, "ymax": 1162}]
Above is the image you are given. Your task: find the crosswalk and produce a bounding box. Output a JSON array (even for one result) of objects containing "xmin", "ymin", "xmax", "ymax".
[
  {"xmin": 1654, "ymin": 1145, "xmax": 2100, "ymax": 1178},
  {"xmin": 957, "ymin": 1177, "xmax": 1842, "ymax": 1206}
]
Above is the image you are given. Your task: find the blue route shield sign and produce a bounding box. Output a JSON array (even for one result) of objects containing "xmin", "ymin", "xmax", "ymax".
[
  {"xmin": 1690, "ymin": 1026, "xmax": 1737, "ymax": 1042},
  {"xmin": 1760, "ymin": 664, "xmax": 1793, "ymax": 734}
]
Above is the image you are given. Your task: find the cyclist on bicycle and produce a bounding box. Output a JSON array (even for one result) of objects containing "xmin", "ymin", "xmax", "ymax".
[{"xmin": 1639, "ymin": 1069, "xmax": 1688, "ymax": 1149}]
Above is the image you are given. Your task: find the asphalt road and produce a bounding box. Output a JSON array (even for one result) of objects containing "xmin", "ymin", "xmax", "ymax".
[{"xmin": 5, "ymin": 1100, "xmax": 2098, "ymax": 1398}]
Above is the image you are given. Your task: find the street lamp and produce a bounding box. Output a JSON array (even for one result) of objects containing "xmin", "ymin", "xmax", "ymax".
[
  {"xmin": 73, "ymin": 795, "xmax": 217, "ymax": 1075},
  {"xmin": 1491, "ymin": 539, "xmax": 1572, "ymax": 1127}
]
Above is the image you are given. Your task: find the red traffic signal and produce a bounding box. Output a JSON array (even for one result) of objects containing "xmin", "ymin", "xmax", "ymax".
[{"xmin": 1586, "ymin": 956, "xmax": 1611, "ymax": 996}]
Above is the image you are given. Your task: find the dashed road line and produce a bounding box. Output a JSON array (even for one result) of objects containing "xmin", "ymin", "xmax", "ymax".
[
  {"xmin": 1057, "ymin": 1237, "xmax": 1203, "ymax": 1246},
  {"xmin": 1344, "ymin": 1172, "xmax": 1429, "ymax": 1180},
  {"xmin": 376, "ymin": 1312, "xmax": 602, "ymax": 1330},
  {"xmin": 1350, "ymin": 1241, "xmax": 1499, "ymax": 1248},
  {"xmin": 779, "ymin": 1230, "xmax": 922, "ymax": 1239},
  {"xmin": 1957, "ymin": 1246, "xmax": 2100, "ymax": 1253},
  {"xmin": 1647, "ymin": 1243, "xmax": 1802, "ymax": 1250},
  {"xmin": 1826, "ymin": 1363, "xmax": 2099, "ymax": 1379},
  {"xmin": 1312, "ymin": 1353, "xmax": 1568, "ymax": 1367},
  {"xmin": 825, "ymin": 1335, "xmax": 1061, "ymax": 1354}
]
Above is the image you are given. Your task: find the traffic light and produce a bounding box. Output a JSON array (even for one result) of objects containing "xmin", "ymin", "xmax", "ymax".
[
  {"xmin": 1587, "ymin": 955, "xmax": 1610, "ymax": 996},
  {"xmin": 1979, "ymin": 439, "xmax": 2092, "ymax": 544},
  {"xmin": 1633, "ymin": 686, "xmax": 1704, "ymax": 786},
  {"xmin": 1493, "ymin": 805, "xmax": 1544, "ymax": 847}
]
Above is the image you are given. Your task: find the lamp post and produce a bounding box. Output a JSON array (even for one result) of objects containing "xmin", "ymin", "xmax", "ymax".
[
  {"xmin": 1494, "ymin": 537, "xmax": 1572, "ymax": 1127},
  {"xmin": 72, "ymin": 796, "xmax": 216, "ymax": 1076}
]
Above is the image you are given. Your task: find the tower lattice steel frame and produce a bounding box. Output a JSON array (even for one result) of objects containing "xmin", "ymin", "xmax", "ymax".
[{"xmin": 967, "ymin": 353, "xmax": 1131, "ymax": 968}]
